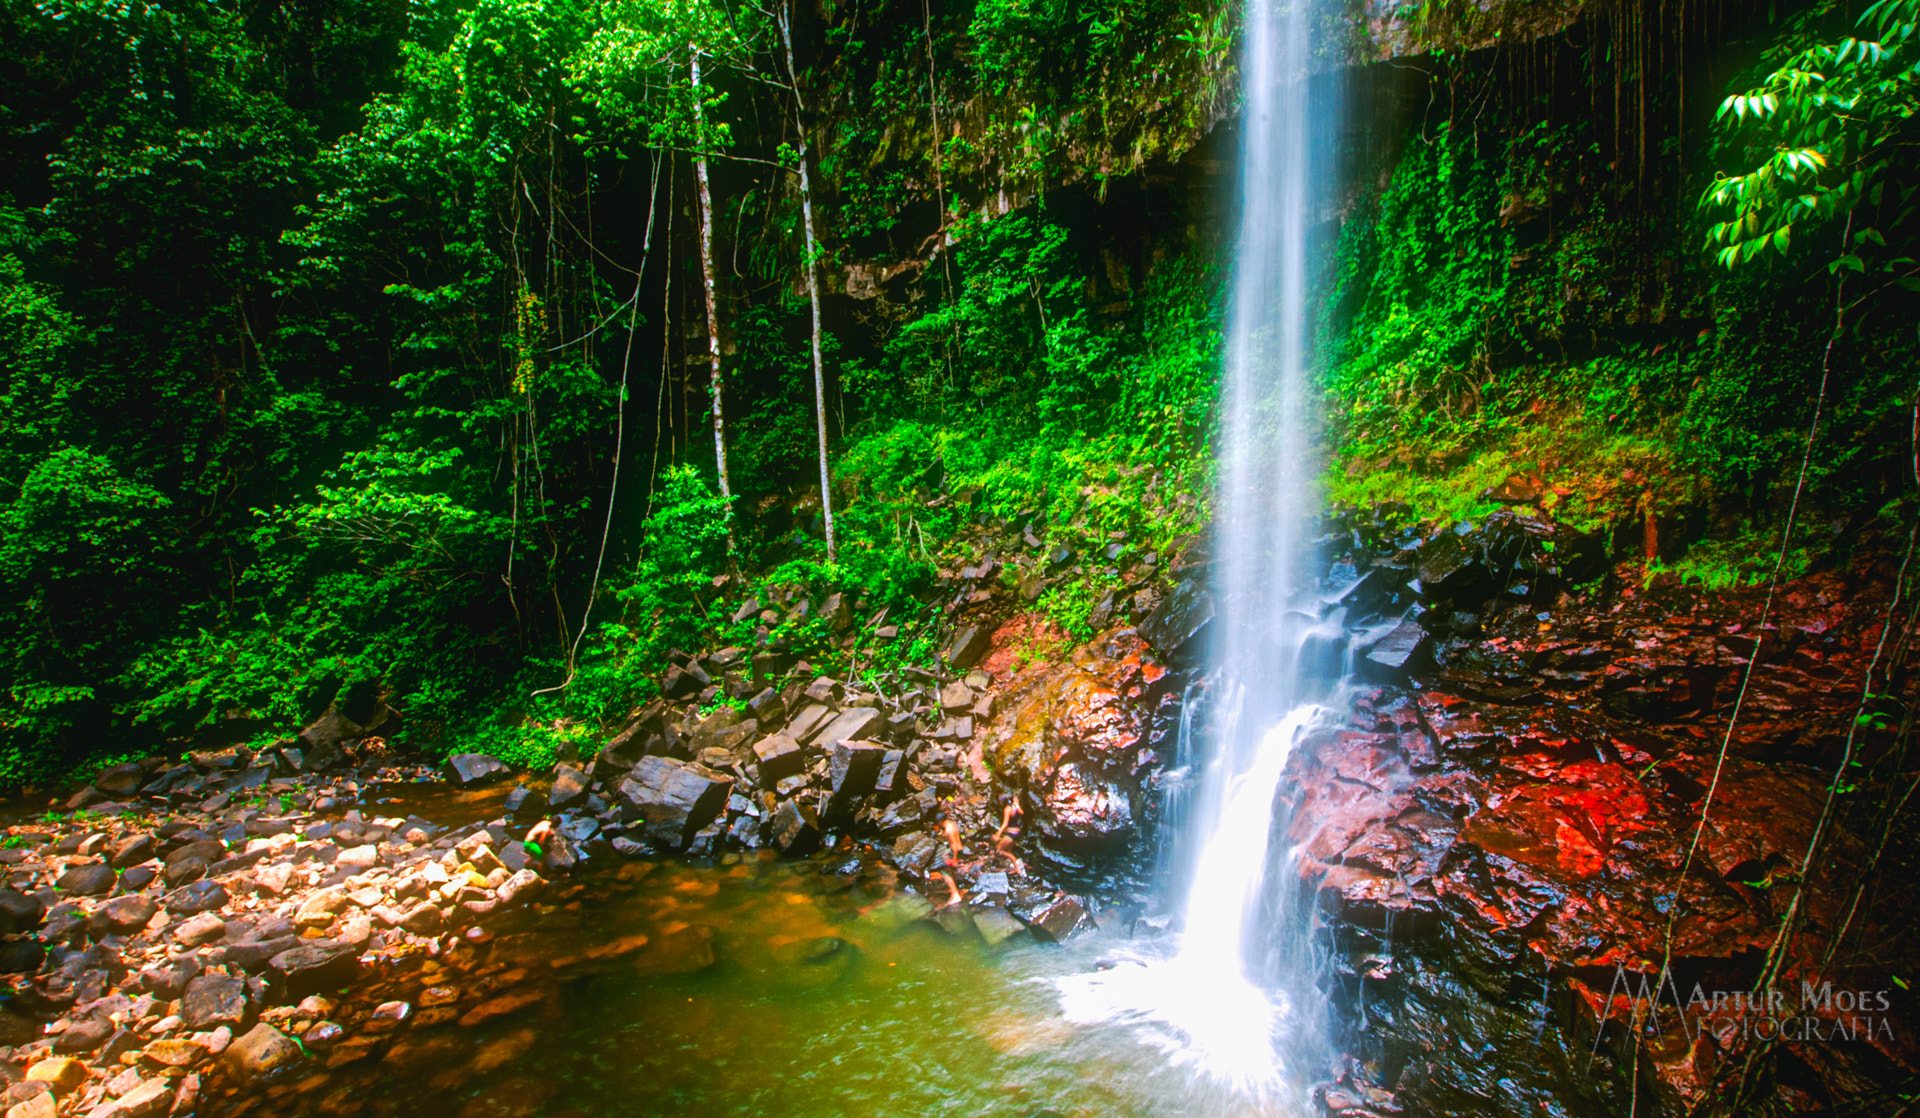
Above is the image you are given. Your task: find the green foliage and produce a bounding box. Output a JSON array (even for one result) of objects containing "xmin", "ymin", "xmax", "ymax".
[
  {"xmin": 1038, "ymin": 570, "xmax": 1121, "ymax": 640},
  {"xmin": 1701, "ymin": 0, "xmax": 1920, "ymax": 275},
  {"xmin": 1323, "ymin": 88, "xmax": 1919, "ymax": 549}
]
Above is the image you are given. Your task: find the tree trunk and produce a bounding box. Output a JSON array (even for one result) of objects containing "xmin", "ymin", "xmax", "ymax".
[
  {"xmin": 779, "ymin": 4, "xmax": 837, "ymax": 563},
  {"xmin": 690, "ymin": 47, "xmax": 732, "ymax": 511}
]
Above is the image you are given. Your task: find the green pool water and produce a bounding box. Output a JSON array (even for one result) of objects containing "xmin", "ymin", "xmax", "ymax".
[{"xmin": 224, "ymin": 845, "xmax": 1299, "ymax": 1118}]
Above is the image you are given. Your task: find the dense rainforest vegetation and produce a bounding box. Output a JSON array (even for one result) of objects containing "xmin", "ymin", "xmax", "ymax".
[{"xmin": 1, "ymin": 0, "xmax": 1916, "ymax": 786}]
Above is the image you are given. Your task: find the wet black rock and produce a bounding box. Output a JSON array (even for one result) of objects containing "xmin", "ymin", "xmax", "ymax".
[
  {"xmin": 825, "ymin": 740, "xmax": 887, "ymax": 821},
  {"xmin": 1137, "ymin": 578, "xmax": 1216, "ymax": 657},
  {"xmin": 1413, "ymin": 529, "xmax": 1484, "ymax": 594},
  {"xmin": 615, "ymin": 757, "xmax": 733, "ymax": 850},
  {"xmin": 1363, "ymin": 615, "xmax": 1428, "ymax": 675},
  {"xmin": 1020, "ymin": 896, "xmax": 1091, "ymax": 943},
  {"xmin": 770, "ymin": 799, "xmax": 821, "ymax": 857}
]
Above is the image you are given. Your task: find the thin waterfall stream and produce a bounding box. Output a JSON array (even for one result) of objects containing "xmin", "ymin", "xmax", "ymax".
[{"xmin": 1053, "ymin": 0, "xmax": 1344, "ymax": 1105}]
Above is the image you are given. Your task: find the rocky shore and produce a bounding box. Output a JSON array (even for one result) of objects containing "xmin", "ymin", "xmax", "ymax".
[{"xmin": 0, "ymin": 545, "xmax": 1161, "ymax": 1116}]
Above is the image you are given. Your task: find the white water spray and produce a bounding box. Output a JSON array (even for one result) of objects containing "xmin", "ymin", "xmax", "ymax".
[{"xmin": 1055, "ymin": 0, "xmax": 1339, "ymax": 1103}]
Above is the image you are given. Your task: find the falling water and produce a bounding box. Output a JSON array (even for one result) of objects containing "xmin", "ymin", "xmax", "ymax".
[{"xmin": 1056, "ymin": 0, "xmax": 1340, "ymax": 1105}]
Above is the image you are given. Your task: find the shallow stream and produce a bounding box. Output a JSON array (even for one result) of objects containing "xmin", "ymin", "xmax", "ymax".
[{"xmin": 232, "ymin": 844, "xmax": 1291, "ymax": 1118}]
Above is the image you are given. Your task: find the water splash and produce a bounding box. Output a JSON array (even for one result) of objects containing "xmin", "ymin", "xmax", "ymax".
[{"xmin": 1057, "ymin": 705, "xmax": 1323, "ymax": 1096}]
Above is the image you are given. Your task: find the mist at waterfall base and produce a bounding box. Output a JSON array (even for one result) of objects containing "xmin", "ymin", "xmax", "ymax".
[{"xmin": 1050, "ymin": 0, "xmax": 1345, "ymax": 1107}]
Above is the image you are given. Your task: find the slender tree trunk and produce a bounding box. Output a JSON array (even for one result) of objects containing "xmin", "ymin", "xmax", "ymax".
[
  {"xmin": 779, "ymin": 3, "xmax": 836, "ymax": 563},
  {"xmin": 690, "ymin": 47, "xmax": 732, "ymax": 511}
]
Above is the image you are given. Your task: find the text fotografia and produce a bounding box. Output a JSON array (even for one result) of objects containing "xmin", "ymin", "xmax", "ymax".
[{"xmin": 1590, "ymin": 970, "xmax": 1898, "ymax": 1046}]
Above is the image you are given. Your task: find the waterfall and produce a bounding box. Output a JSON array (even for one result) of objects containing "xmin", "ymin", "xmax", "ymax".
[{"xmin": 1055, "ymin": 0, "xmax": 1340, "ymax": 1104}]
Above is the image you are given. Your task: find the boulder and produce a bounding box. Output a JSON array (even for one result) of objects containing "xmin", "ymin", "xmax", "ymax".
[
  {"xmin": 1030, "ymin": 763, "xmax": 1137, "ymax": 850},
  {"xmin": 1362, "ymin": 614, "xmax": 1427, "ymax": 674},
  {"xmin": 661, "ymin": 661, "xmax": 709, "ymax": 700},
  {"xmin": 1021, "ymin": 896, "xmax": 1091, "ymax": 943},
  {"xmin": 224, "ymin": 935, "xmax": 299, "ymax": 973},
  {"xmin": 26, "ymin": 1056, "xmax": 87, "ymax": 1093},
  {"xmin": 547, "ymin": 765, "xmax": 589, "ymax": 809},
  {"xmin": 174, "ymin": 912, "xmax": 226, "ymax": 947},
  {"xmin": 1412, "ymin": 528, "xmax": 1484, "ymax": 595},
  {"xmin": 93, "ymin": 762, "xmax": 146, "ymax": 797},
  {"xmin": 824, "ymin": 740, "xmax": 888, "ymax": 821},
  {"xmin": 445, "ymin": 753, "xmax": 509, "ymax": 786},
  {"xmin": 785, "ymin": 704, "xmax": 834, "ymax": 742},
  {"xmin": 51, "ymin": 1014, "xmax": 112, "ymax": 1053},
  {"xmin": 973, "ymin": 907, "xmax": 1027, "ymax": 947},
  {"xmin": 615, "ymin": 757, "xmax": 733, "ymax": 850},
  {"xmin": 8, "ymin": 1087, "xmax": 56, "ymax": 1118},
  {"xmin": 751, "ymin": 734, "xmax": 805, "ymax": 782},
  {"xmin": 163, "ymin": 839, "xmax": 224, "ymax": 867},
  {"xmin": 769, "ymin": 800, "xmax": 821, "ymax": 857},
  {"xmin": 599, "ymin": 707, "xmax": 664, "ymax": 768},
  {"xmin": 135, "ymin": 956, "xmax": 201, "ymax": 1000},
  {"xmin": 745, "ymin": 687, "xmax": 785, "ymax": 724},
  {"xmin": 89, "ymin": 1076, "xmax": 172, "ymax": 1118},
  {"xmin": 496, "ymin": 870, "xmax": 543, "ymax": 906},
  {"xmin": 806, "ymin": 707, "xmax": 882, "ymax": 748}
]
